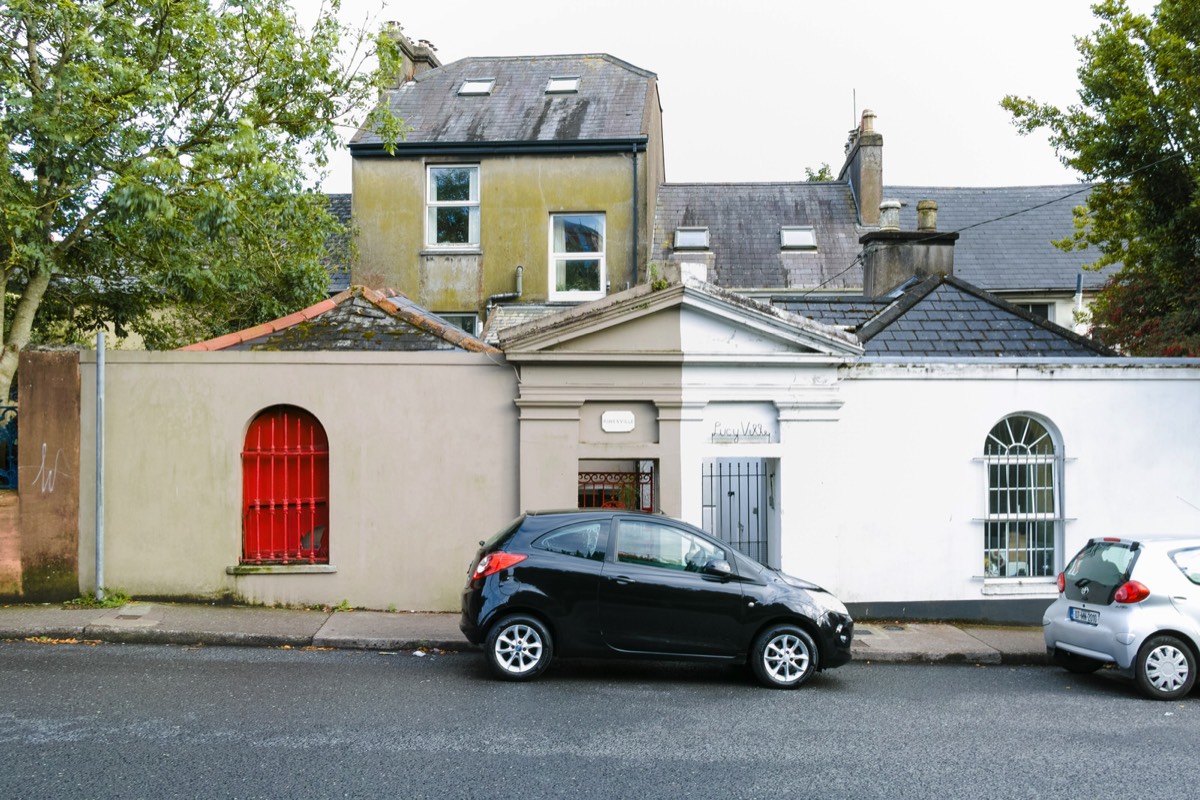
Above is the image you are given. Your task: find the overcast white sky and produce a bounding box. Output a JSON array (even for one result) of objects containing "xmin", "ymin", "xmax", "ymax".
[{"xmin": 296, "ymin": 0, "xmax": 1157, "ymax": 194}]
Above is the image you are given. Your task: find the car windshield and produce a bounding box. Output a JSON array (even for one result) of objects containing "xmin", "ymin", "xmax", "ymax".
[{"xmin": 1063, "ymin": 540, "xmax": 1137, "ymax": 601}]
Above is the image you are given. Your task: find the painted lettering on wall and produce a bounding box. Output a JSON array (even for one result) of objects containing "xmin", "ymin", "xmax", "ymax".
[
  {"xmin": 31, "ymin": 443, "xmax": 65, "ymax": 494},
  {"xmin": 711, "ymin": 421, "xmax": 772, "ymax": 444}
]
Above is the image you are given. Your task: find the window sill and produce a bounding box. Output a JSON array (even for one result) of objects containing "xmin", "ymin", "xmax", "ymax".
[
  {"xmin": 421, "ymin": 247, "xmax": 481, "ymax": 257},
  {"xmin": 979, "ymin": 577, "xmax": 1056, "ymax": 596},
  {"xmin": 226, "ymin": 564, "xmax": 337, "ymax": 575}
]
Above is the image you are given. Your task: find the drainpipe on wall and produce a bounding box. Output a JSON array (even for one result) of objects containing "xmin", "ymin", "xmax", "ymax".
[
  {"xmin": 95, "ymin": 331, "xmax": 105, "ymax": 602},
  {"xmin": 485, "ymin": 265, "xmax": 523, "ymax": 317},
  {"xmin": 631, "ymin": 143, "xmax": 639, "ymax": 286}
]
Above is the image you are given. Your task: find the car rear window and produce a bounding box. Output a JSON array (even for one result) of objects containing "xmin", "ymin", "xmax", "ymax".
[
  {"xmin": 1063, "ymin": 540, "xmax": 1137, "ymax": 602},
  {"xmin": 482, "ymin": 515, "xmax": 526, "ymax": 550},
  {"xmin": 1171, "ymin": 548, "xmax": 1200, "ymax": 586}
]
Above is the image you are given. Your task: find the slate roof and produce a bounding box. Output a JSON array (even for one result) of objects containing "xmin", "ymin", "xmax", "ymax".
[
  {"xmin": 351, "ymin": 54, "xmax": 656, "ymax": 149},
  {"xmin": 482, "ymin": 303, "xmax": 567, "ymax": 345},
  {"xmin": 850, "ymin": 274, "xmax": 1114, "ymax": 358},
  {"xmin": 651, "ymin": 183, "xmax": 865, "ymax": 291},
  {"xmin": 770, "ymin": 296, "xmax": 891, "ymax": 329},
  {"xmin": 884, "ymin": 185, "xmax": 1118, "ymax": 292},
  {"xmin": 324, "ymin": 193, "xmax": 352, "ymax": 294},
  {"xmin": 179, "ymin": 287, "xmax": 499, "ymax": 353}
]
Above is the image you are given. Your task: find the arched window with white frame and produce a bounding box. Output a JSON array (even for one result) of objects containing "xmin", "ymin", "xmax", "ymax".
[{"xmin": 982, "ymin": 414, "xmax": 1062, "ymax": 579}]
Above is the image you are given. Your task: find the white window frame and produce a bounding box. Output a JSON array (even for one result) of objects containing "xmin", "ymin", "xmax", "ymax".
[
  {"xmin": 674, "ymin": 227, "xmax": 709, "ymax": 249},
  {"xmin": 545, "ymin": 76, "xmax": 580, "ymax": 94},
  {"xmin": 458, "ymin": 78, "xmax": 495, "ymax": 96},
  {"xmin": 780, "ymin": 226, "xmax": 817, "ymax": 250},
  {"xmin": 549, "ymin": 213, "xmax": 606, "ymax": 301},
  {"xmin": 426, "ymin": 165, "xmax": 480, "ymax": 249},
  {"xmin": 981, "ymin": 414, "xmax": 1063, "ymax": 587}
]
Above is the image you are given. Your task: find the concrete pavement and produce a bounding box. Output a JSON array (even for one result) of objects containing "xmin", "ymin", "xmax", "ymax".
[{"xmin": 0, "ymin": 601, "xmax": 1049, "ymax": 665}]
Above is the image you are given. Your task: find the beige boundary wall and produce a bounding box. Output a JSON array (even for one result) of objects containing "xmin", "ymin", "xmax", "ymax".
[{"xmin": 74, "ymin": 350, "xmax": 519, "ymax": 611}]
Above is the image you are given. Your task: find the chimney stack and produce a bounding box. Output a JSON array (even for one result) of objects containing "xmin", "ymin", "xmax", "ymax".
[
  {"xmin": 384, "ymin": 23, "xmax": 441, "ymax": 87},
  {"xmin": 837, "ymin": 109, "xmax": 883, "ymax": 226},
  {"xmin": 860, "ymin": 199, "xmax": 958, "ymax": 297}
]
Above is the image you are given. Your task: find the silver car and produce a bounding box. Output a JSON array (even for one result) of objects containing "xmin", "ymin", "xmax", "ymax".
[{"xmin": 1044, "ymin": 535, "xmax": 1200, "ymax": 700}]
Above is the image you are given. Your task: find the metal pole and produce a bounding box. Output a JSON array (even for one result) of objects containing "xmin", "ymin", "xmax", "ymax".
[{"xmin": 95, "ymin": 331, "xmax": 105, "ymax": 601}]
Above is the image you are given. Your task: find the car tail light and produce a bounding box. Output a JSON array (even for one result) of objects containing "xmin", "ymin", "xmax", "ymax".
[
  {"xmin": 1056, "ymin": 572, "xmax": 1065, "ymax": 593},
  {"xmin": 1113, "ymin": 580, "xmax": 1150, "ymax": 604},
  {"xmin": 472, "ymin": 552, "xmax": 527, "ymax": 580}
]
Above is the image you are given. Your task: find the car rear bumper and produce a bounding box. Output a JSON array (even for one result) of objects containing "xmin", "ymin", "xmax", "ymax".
[{"xmin": 1043, "ymin": 597, "xmax": 1139, "ymax": 670}]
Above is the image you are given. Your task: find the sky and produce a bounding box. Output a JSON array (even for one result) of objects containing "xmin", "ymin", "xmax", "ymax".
[{"xmin": 294, "ymin": 0, "xmax": 1158, "ymax": 195}]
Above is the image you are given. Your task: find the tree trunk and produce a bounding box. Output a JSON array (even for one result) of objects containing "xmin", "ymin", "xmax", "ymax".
[{"xmin": 0, "ymin": 268, "xmax": 53, "ymax": 403}]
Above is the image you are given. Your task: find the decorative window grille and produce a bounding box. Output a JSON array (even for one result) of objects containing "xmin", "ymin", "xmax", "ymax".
[
  {"xmin": 578, "ymin": 466, "xmax": 654, "ymax": 512},
  {"xmin": 983, "ymin": 415, "xmax": 1060, "ymax": 578},
  {"xmin": 242, "ymin": 406, "xmax": 329, "ymax": 564}
]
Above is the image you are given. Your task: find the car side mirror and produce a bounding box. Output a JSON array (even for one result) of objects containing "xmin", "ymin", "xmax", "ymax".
[{"xmin": 703, "ymin": 559, "xmax": 733, "ymax": 578}]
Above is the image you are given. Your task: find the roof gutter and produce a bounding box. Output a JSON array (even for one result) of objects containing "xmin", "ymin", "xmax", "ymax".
[{"xmin": 350, "ymin": 137, "xmax": 649, "ymax": 158}]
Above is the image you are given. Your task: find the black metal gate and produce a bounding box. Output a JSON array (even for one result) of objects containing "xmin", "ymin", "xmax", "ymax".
[
  {"xmin": 701, "ymin": 459, "xmax": 771, "ymax": 564},
  {"xmin": 0, "ymin": 406, "xmax": 16, "ymax": 490}
]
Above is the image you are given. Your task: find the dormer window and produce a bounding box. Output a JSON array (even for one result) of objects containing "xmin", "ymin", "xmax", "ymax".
[
  {"xmin": 674, "ymin": 227, "xmax": 709, "ymax": 250},
  {"xmin": 546, "ymin": 76, "xmax": 580, "ymax": 94},
  {"xmin": 781, "ymin": 226, "xmax": 817, "ymax": 250},
  {"xmin": 458, "ymin": 78, "xmax": 495, "ymax": 96}
]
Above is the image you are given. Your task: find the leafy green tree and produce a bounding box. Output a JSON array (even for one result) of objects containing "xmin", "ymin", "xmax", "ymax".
[
  {"xmin": 1002, "ymin": 0, "xmax": 1200, "ymax": 356},
  {"xmin": 0, "ymin": 0, "xmax": 405, "ymax": 397}
]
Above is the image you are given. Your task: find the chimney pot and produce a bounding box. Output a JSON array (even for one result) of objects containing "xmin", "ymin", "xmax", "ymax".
[
  {"xmin": 917, "ymin": 200, "xmax": 938, "ymax": 232},
  {"xmin": 879, "ymin": 199, "xmax": 901, "ymax": 232},
  {"xmin": 861, "ymin": 109, "xmax": 876, "ymax": 134}
]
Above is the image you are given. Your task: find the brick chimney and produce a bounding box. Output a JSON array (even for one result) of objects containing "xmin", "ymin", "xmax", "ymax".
[
  {"xmin": 860, "ymin": 200, "xmax": 958, "ymax": 297},
  {"xmin": 837, "ymin": 110, "xmax": 883, "ymax": 226},
  {"xmin": 383, "ymin": 23, "xmax": 441, "ymax": 86}
]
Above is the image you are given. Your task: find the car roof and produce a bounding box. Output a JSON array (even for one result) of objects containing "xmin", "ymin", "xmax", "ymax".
[{"xmin": 1089, "ymin": 535, "xmax": 1200, "ymax": 548}]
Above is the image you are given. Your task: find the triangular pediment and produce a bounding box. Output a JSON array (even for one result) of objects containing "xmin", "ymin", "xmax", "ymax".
[{"xmin": 499, "ymin": 280, "xmax": 863, "ymax": 363}]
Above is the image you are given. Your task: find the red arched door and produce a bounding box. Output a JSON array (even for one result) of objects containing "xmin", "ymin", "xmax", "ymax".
[{"xmin": 242, "ymin": 406, "xmax": 329, "ymax": 564}]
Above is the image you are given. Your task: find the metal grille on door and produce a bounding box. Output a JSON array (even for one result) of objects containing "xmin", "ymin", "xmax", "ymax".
[{"xmin": 701, "ymin": 459, "xmax": 771, "ymax": 564}]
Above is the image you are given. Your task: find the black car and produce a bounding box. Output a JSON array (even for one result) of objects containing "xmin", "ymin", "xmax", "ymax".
[{"xmin": 460, "ymin": 510, "xmax": 853, "ymax": 688}]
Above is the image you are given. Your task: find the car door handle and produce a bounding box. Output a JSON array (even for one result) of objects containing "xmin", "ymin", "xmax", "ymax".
[{"xmin": 613, "ymin": 575, "xmax": 637, "ymax": 585}]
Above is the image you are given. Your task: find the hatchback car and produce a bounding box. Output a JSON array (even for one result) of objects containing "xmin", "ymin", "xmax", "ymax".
[
  {"xmin": 460, "ymin": 510, "xmax": 853, "ymax": 689},
  {"xmin": 1044, "ymin": 535, "xmax": 1200, "ymax": 700}
]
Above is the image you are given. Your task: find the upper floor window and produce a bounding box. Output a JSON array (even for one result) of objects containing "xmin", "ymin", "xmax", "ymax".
[
  {"xmin": 780, "ymin": 226, "xmax": 817, "ymax": 250},
  {"xmin": 458, "ymin": 78, "xmax": 495, "ymax": 95},
  {"xmin": 427, "ymin": 165, "xmax": 480, "ymax": 248},
  {"xmin": 545, "ymin": 76, "xmax": 580, "ymax": 94},
  {"xmin": 674, "ymin": 227, "xmax": 709, "ymax": 249},
  {"xmin": 982, "ymin": 414, "xmax": 1061, "ymax": 579},
  {"xmin": 242, "ymin": 405, "xmax": 329, "ymax": 565},
  {"xmin": 550, "ymin": 213, "xmax": 605, "ymax": 300}
]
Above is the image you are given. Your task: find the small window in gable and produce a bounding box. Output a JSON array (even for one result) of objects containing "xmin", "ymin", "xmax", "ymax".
[
  {"xmin": 781, "ymin": 226, "xmax": 817, "ymax": 250},
  {"xmin": 674, "ymin": 227, "xmax": 709, "ymax": 249},
  {"xmin": 546, "ymin": 76, "xmax": 580, "ymax": 94},
  {"xmin": 458, "ymin": 78, "xmax": 495, "ymax": 96}
]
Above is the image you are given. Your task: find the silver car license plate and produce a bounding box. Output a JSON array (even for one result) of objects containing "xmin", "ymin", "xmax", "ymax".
[{"xmin": 1069, "ymin": 606, "xmax": 1099, "ymax": 626}]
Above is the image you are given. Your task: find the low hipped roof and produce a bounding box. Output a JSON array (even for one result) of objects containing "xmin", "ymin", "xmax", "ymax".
[
  {"xmin": 776, "ymin": 274, "xmax": 1115, "ymax": 358},
  {"xmin": 179, "ymin": 286, "xmax": 499, "ymax": 353},
  {"xmin": 351, "ymin": 53, "xmax": 657, "ymax": 151}
]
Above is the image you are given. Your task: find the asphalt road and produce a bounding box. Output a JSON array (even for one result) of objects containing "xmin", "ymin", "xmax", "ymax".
[{"xmin": 0, "ymin": 641, "xmax": 1196, "ymax": 799}]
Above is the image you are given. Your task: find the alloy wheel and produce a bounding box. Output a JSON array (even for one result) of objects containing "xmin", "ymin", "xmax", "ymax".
[{"xmin": 493, "ymin": 622, "xmax": 544, "ymax": 675}]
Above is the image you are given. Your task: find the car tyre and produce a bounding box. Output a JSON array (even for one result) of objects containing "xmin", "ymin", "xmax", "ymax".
[
  {"xmin": 1052, "ymin": 649, "xmax": 1104, "ymax": 674},
  {"xmin": 750, "ymin": 625, "xmax": 817, "ymax": 689},
  {"xmin": 484, "ymin": 615, "xmax": 553, "ymax": 682},
  {"xmin": 1134, "ymin": 634, "xmax": 1196, "ymax": 701}
]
